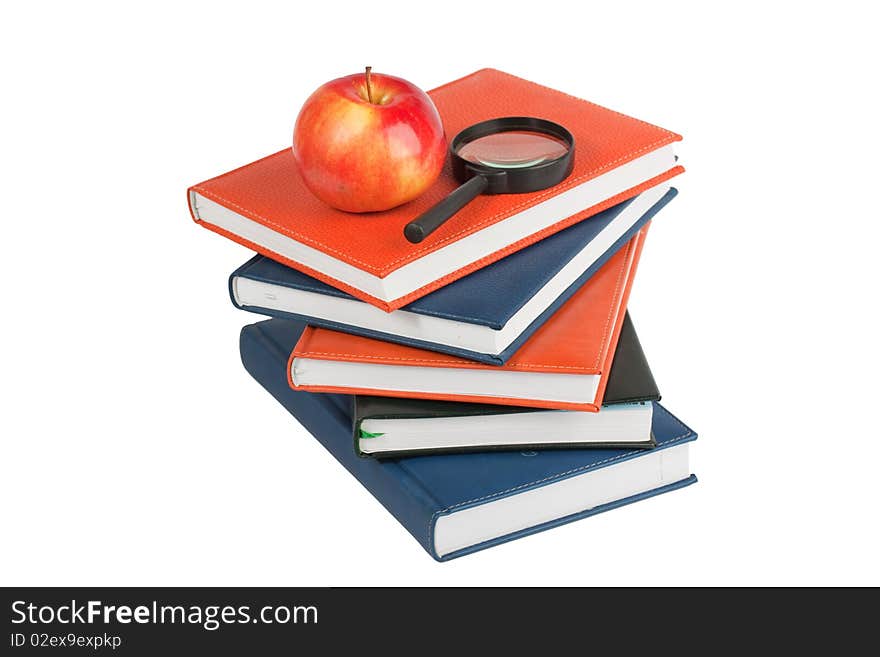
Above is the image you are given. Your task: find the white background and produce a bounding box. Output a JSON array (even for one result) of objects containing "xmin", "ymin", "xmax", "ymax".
[{"xmin": 2, "ymin": 1, "xmax": 878, "ymax": 586}]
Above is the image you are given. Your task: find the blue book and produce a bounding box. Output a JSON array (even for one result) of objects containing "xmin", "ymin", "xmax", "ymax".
[
  {"xmin": 240, "ymin": 317, "xmax": 698, "ymax": 561},
  {"xmin": 231, "ymin": 186, "xmax": 676, "ymax": 365}
]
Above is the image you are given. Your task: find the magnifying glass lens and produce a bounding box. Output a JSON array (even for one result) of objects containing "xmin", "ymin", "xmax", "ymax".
[{"xmin": 456, "ymin": 130, "xmax": 570, "ymax": 169}]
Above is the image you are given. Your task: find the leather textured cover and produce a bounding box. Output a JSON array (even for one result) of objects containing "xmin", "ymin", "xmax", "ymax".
[
  {"xmin": 603, "ymin": 311, "xmax": 660, "ymax": 403},
  {"xmin": 191, "ymin": 68, "xmax": 683, "ymax": 311},
  {"xmin": 231, "ymin": 189, "xmax": 676, "ymax": 365},
  {"xmin": 241, "ymin": 317, "xmax": 697, "ymax": 561},
  {"xmin": 354, "ymin": 312, "xmax": 660, "ymax": 456},
  {"xmin": 289, "ymin": 227, "xmax": 648, "ymax": 411}
]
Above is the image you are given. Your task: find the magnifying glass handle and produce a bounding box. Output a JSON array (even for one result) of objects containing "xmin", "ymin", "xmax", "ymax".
[{"xmin": 404, "ymin": 175, "xmax": 489, "ymax": 244}]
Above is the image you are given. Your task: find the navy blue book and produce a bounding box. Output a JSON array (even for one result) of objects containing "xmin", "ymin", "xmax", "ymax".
[
  {"xmin": 240, "ymin": 317, "xmax": 698, "ymax": 561},
  {"xmin": 231, "ymin": 186, "xmax": 676, "ymax": 365}
]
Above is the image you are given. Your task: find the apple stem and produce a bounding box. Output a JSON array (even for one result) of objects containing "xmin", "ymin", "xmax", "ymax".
[{"xmin": 365, "ymin": 66, "xmax": 374, "ymax": 104}]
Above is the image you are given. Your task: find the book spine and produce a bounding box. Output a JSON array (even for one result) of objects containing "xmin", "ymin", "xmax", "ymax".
[
  {"xmin": 228, "ymin": 254, "xmax": 263, "ymax": 311},
  {"xmin": 239, "ymin": 323, "xmax": 442, "ymax": 558}
]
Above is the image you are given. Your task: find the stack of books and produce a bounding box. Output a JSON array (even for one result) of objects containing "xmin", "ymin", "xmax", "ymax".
[{"xmin": 188, "ymin": 69, "xmax": 697, "ymax": 561}]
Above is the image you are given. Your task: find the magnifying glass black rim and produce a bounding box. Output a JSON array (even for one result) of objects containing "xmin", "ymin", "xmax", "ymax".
[
  {"xmin": 449, "ymin": 116, "xmax": 574, "ymax": 178},
  {"xmin": 449, "ymin": 116, "xmax": 575, "ymax": 193}
]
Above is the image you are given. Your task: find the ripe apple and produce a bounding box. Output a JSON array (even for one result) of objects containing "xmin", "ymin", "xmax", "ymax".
[{"xmin": 292, "ymin": 67, "xmax": 446, "ymax": 213}]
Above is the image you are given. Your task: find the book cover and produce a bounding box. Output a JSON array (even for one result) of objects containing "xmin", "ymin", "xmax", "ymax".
[
  {"xmin": 231, "ymin": 187, "xmax": 675, "ymax": 365},
  {"xmin": 289, "ymin": 227, "xmax": 648, "ymax": 411},
  {"xmin": 240, "ymin": 317, "xmax": 697, "ymax": 561},
  {"xmin": 354, "ymin": 312, "xmax": 661, "ymax": 457},
  {"xmin": 190, "ymin": 68, "xmax": 682, "ymax": 311}
]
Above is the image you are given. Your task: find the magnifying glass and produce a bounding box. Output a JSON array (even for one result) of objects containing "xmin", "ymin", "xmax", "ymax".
[{"xmin": 404, "ymin": 117, "xmax": 575, "ymax": 243}]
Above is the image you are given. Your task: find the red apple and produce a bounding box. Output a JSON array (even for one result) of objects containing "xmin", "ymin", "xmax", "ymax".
[{"xmin": 292, "ymin": 68, "xmax": 446, "ymax": 213}]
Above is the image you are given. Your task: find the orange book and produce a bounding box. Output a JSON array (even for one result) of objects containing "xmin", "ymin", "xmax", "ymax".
[
  {"xmin": 189, "ymin": 69, "xmax": 681, "ymax": 312},
  {"xmin": 288, "ymin": 226, "xmax": 649, "ymax": 411}
]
